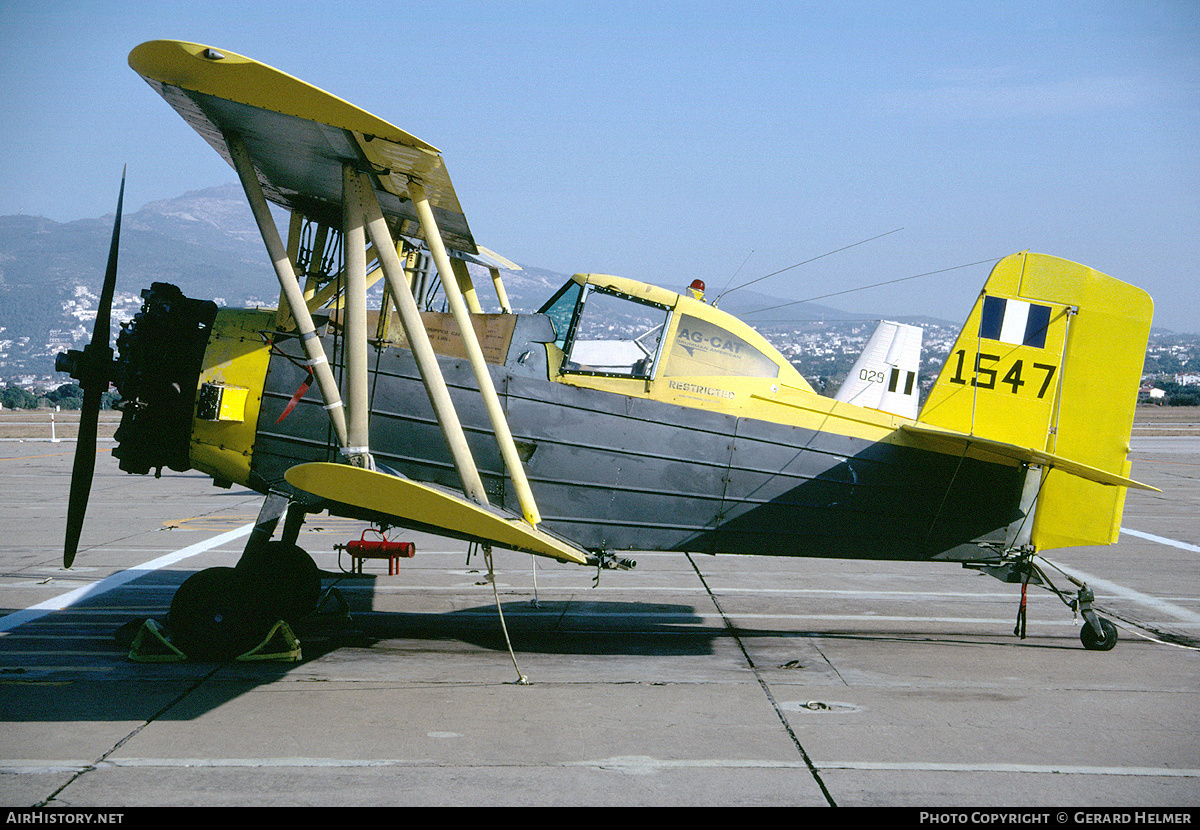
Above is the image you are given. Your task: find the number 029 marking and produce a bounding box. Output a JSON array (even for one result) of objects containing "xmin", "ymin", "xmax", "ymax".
[{"xmin": 948, "ymin": 350, "xmax": 1057, "ymax": 399}]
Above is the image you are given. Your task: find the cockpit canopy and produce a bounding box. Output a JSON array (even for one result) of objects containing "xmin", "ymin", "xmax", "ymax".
[{"xmin": 538, "ymin": 274, "xmax": 810, "ymax": 390}]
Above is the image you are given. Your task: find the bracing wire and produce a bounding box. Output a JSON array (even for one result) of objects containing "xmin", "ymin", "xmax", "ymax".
[
  {"xmin": 742, "ymin": 257, "xmax": 1001, "ymax": 317},
  {"xmin": 715, "ymin": 249, "xmax": 755, "ymax": 300},
  {"xmin": 715, "ymin": 228, "xmax": 904, "ymax": 305}
]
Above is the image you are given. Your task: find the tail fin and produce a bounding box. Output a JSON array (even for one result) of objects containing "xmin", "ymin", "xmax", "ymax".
[
  {"xmin": 834, "ymin": 320, "xmax": 923, "ymax": 419},
  {"xmin": 918, "ymin": 252, "xmax": 1153, "ymax": 550}
]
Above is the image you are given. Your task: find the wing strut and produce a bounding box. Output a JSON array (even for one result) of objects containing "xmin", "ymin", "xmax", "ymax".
[
  {"xmin": 227, "ymin": 131, "xmax": 349, "ymax": 451},
  {"xmin": 490, "ymin": 268, "xmax": 513, "ymax": 313},
  {"xmin": 353, "ymin": 169, "xmax": 489, "ymax": 505},
  {"xmin": 340, "ymin": 163, "xmax": 373, "ymax": 469},
  {"xmin": 477, "ymin": 245, "xmax": 520, "ymax": 313},
  {"xmin": 406, "ymin": 178, "xmax": 543, "ymax": 527}
]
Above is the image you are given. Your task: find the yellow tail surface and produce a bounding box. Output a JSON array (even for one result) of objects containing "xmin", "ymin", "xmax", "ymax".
[{"xmin": 919, "ymin": 252, "xmax": 1153, "ymax": 550}]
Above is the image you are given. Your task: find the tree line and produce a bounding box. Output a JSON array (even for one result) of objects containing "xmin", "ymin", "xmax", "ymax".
[{"xmin": 1, "ymin": 383, "xmax": 120, "ymax": 410}]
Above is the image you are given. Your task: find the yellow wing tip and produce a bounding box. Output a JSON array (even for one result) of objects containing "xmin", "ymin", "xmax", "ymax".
[{"xmin": 128, "ymin": 39, "xmax": 440, "ymax": 155}]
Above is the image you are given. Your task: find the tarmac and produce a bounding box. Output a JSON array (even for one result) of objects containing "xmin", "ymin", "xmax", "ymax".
[{"xmin": 0, "ymin": 422, "xmax": 1197, "ymax": 808}]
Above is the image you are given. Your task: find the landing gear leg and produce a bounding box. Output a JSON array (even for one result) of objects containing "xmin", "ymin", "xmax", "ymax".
[{"xmin": 239, "ymin": 490, "xmax": 293, "ymax": 565}]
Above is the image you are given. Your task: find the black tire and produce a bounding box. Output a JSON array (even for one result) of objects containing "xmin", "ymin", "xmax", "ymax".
[
  {"xmin": 1080, "ymin": 617, "xmax": 1119, "ymax": 651},
  {"xmin": 237, "ymin": 541, "xmax": 322, "ymax": 627},
  {"xmin": 169, "ymin": 567, "xmax": 258, "ymax": 661}
]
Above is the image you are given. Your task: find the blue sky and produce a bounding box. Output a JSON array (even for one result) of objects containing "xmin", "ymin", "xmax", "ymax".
[{"xmin": 2, "ymin": 1, "xmax": 1197, "ymax": 330}]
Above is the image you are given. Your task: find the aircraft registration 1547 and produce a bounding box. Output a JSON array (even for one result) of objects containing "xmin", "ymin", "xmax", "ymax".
[{"xmin": 56, "ymin": 40, "xmax": 1156, "ymax": 661}]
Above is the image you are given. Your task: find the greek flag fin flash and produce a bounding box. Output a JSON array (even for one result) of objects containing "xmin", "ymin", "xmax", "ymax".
[{"xmin": 979, "ymin": 296, "xmax": 1052, "ymax": 348}]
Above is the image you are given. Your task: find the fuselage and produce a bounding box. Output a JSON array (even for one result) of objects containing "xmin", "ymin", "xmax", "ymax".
[{"xmin": 130, "ymin": 274, "xmax": 1024, "ymax": 563}]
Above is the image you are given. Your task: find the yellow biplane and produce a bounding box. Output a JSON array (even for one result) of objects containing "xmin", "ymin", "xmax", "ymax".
[{"xmin": 58, "ymin": 41, "xmax": 1156, "ymax": 660}]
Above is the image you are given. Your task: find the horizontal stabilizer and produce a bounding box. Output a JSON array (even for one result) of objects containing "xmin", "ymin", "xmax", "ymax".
[
  {"xmin": 285, "ymin": 462, "xmax": 589, "ymax": 564},
  {"xmin": 901, "ymin": 422, "xmax": 1158, "ymax": 492}
]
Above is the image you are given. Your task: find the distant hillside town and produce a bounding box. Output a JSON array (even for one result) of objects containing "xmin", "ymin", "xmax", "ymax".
[
  {"xmin": 2, "ymin": 184, "xmax": 1197, "ymax": 408},
  {"xmin": 5, "ymin": 308, "xmax": 1197, "ymax": 411}
]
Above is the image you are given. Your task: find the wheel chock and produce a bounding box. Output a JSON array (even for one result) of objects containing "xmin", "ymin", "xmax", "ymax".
[
  {"xmin": 128, "ymin": 619, "xmax": 188, "ymax": 663},
  {"xmin": 235, "ymin": 620, "xmax": 302, "ymax": 662}
]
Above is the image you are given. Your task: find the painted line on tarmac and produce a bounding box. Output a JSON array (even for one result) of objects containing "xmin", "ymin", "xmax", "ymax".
[
  {"xmin": 1042, "ymin": 554, "xmax": 1200, "ymax": 626},
  {"xmin": 1121, "ymin": 526, "xmax": 1200, "ymax": 553},
  {"xmin": 2, "ymin": 757, "xmax": 1197, "ymax": 778},
  {"xmin": 0, "ymin": 523, "xmax": 253, "ymax": 634},
  {"xmin": 816, "ymin": 761, "xmax": 1200, "ymax": 777}
]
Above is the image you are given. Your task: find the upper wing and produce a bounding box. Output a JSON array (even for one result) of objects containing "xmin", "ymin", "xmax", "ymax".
[{"xmin": 128, "ymin": 40, "xmax": 477, "ymax": 254}]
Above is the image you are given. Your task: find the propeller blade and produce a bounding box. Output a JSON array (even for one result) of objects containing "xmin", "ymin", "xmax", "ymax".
[
  {"xmin": 63, "ymin": 390, "xmax": 100, "ymax": 568},
  {"xmin": 63, "ymin": 168, "xmax": 125, "ymax": 568}
]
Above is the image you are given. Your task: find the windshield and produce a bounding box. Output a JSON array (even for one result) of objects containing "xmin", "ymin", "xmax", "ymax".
[
  {"xmin": 557, "ymin": 285, "xmax": 672, "ymax": 379},
  {"xmin": 537, "ymin": 281, "xmax": 583, "ymax": 349}
]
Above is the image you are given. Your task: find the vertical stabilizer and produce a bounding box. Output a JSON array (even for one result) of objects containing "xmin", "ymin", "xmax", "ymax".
[
  {"xmin": 834, "ymin": 320, "xmax": 923, "ymax": 419},
  {"xmin": 918, "ymin": 252, "xmax": 1153, "ymax": 550}
]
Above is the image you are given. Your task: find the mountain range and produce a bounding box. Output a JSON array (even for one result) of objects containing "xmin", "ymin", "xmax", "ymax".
[{"xmin": 0, "ymin": 183, "xmax": 941, "ymax": 383}]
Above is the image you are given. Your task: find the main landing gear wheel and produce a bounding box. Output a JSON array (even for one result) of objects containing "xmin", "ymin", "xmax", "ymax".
[
  {"xmin": 169, "ymin": 567, "xmax": 258, "ymax": 661},
  {"xmin": 237, "ymin": 541, "xmax": 322, "ymax": 628},
  {"xmin": 1081, "ymin": 617, "xmax": 1119, "ymax": 651},
  {"xmin": 168, "ymin": 544, "xmax": 321, "ymax": 661}
]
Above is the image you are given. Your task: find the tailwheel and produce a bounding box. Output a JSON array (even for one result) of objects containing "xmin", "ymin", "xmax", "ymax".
[
  {"xmin": 168, "ymin": 567, "xmax": 258, "ymax": 661},
  {"xmin": 1081, "ymin": 617, "xmax": 1119, "ymax": 651},
  {"xmin": 991, "ymin": 554, "xmax": 1123, "ymax": 652}
]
